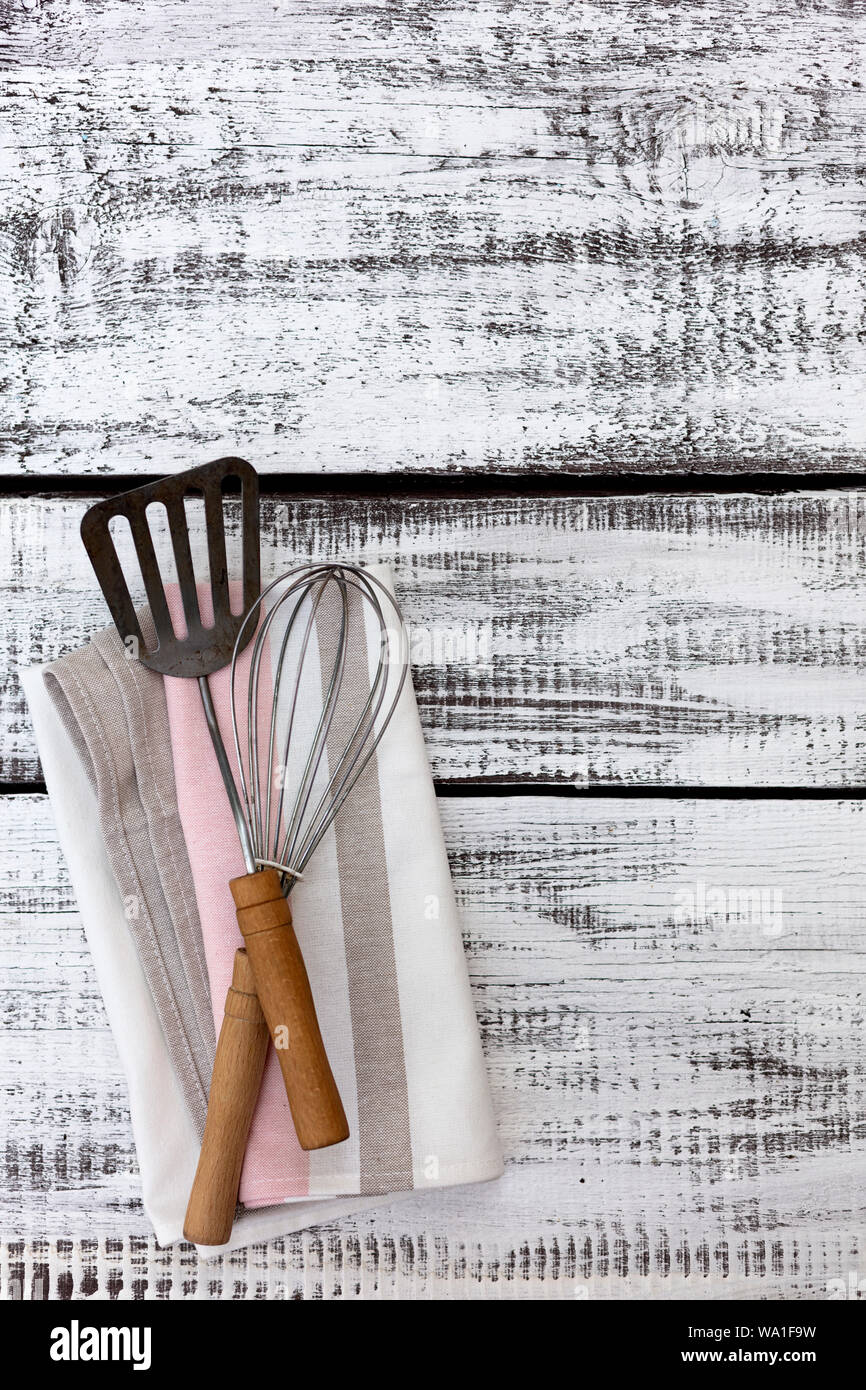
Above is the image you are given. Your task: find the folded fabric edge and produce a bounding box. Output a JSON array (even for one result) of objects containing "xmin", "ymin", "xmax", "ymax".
[
  {"xmin": 239, "ymin": 1150, "xmax": 506, "ymax": 1205},
  {"xmin": 195, "ymin": 1160, "xmax": 506, "ymax": 1259},
  {"xmin": 21, "ymin": 664, "xmax": 202, "ymax": 1246},
  {"xmin": 42, "ymin": 627, "xmax": 216, "ymax": 1130}
]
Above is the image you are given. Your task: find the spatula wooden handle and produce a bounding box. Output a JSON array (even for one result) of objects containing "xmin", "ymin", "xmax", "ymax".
[
  {"xmin": 183, "ymin": 948, "xmax": 269, "ymax": 1246},
  {"xmin": 230, "ymin": 868, "xmax": 350, "ymax": 1151}
]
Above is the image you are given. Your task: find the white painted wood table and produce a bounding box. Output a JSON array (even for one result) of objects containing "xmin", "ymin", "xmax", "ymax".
[{"xmin": 1, "ymin": 0, "xmax": 864, "ymax": 1300}]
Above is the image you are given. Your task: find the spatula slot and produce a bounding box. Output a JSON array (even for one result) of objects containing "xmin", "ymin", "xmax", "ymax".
[
  {"xmin": 105, "ymin": 513, "xmax": 156, "ymax": 658},
  {"xmin": 145, "ymin": 500, "xmax": 191, "ymax": 641},
  {"xmin": 203, "ymin": 478, "xmax": 230, "ymax": 627},
  {"xmin": 221, "ymin": 471, "xmax": 246, "ymax": 617},
  {"xmin": 175, "ymin": 487, "xmax": 212, "ymax": 628},
  {"xmin": 125, "ymin": 506, "xmax": 174, "ymax": 653}
]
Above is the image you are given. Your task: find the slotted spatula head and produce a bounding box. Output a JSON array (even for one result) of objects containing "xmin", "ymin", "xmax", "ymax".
[{"xmin": 80, "ymin": 456, "xmax": 260, "ymax": 678}]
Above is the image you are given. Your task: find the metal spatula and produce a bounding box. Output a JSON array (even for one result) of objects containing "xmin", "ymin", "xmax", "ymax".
[{"xmin": 80, "ymin": 455, "xmax": 261, "ymax": 873}]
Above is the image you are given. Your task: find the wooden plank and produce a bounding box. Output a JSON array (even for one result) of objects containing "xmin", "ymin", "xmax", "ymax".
[
  {"xmin": 2, "ymin": 792, "xmax": 862, "ymax": 1297},
  {"xmin": 2, "ymin": 3, "xmax": 865, "ymax": 474},
  {"xmin": 5, "ymin": 0, "xmax": 863, "ymax": 71},
  {"xmin": 4, "ymin": 491, "xmax": 866, "ymax": 786}
]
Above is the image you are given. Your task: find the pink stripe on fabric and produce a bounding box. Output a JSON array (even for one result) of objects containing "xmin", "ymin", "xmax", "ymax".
[{"xmin": 162, "ymin": 584, "xmax": 310, "ymax": 1203}]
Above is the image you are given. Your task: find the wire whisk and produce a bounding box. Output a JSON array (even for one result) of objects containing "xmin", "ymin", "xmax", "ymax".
[{"xmin": 231, "ymin": 562, "xmax": 410, "ymax": 890}]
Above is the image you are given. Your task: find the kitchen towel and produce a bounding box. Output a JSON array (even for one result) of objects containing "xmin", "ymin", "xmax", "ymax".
[{"xmin": 25, "ymin": 563, "xmax": 502, "ymax": 1251}]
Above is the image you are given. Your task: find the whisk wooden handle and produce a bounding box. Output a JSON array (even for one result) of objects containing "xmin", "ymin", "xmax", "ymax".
[
  {"xmin": 183, "ymin": 949, "xmax": 269, "ymax": 1246},
  {"xmin": 230, "ymin": 868, "xmax": 350, "ymax": 1151}
]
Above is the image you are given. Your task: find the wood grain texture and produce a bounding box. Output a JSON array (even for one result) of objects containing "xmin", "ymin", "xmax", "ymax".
[
  {"xmin": 4, "ymin": 491, "xmax": 866, "ymax": 786},
  {"xmin": 2, "ymin": 792, "xmax": 863, "ymax": 1299},
  {"xmin": 183, "ymin": 949, "xmax": 270, "ymax": 1248},
  {"xmin": 2, "ymin": 0, "xmax": 864, "ymax": 1308},
  {"xmin": 231, "ymin": 869, "xmax": 350, "ymax": 1152},
  {"xmin": 1, "ymin": 1, "xmax": 864, "ymax": 474}
]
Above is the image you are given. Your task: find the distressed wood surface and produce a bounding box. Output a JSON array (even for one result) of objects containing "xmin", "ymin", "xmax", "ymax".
[
  {"xmin": 2, "ymin": 0, "xmax": 865, "ymax": 474},
  {"xmin": 2, "ymin": 792, "xmax": 862, "ymax": 1299},
  {"xmin": 4, "ymin": 491, "xmax": 866, "ymax": 787},
  {"xmin": 2, "ymin": 0, "xmax": 864, "ymax": 1307}
]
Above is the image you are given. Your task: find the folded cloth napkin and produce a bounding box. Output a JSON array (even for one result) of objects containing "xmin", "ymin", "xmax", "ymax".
[{"xmin": 25, "ymin": 563, "xmax": 502, "ymax": 1251}]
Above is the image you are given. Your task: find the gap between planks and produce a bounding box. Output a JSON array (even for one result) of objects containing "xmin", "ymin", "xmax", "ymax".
[
  {"xmin": 5, "ymin": 472, "xmax": 866, "ymax": 499},
  {"xmin": 7, "ymin": 780, "xmax": 866, "ymax": 801}
]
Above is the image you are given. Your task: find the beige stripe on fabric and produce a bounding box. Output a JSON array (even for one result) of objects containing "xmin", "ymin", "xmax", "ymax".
[
  {"xmin": 317, "ymin": 583, "xmax": 414, "ymax": 1195},
  {"xmin": 42, "ymin": 617, "xmax": 216, "ymax": 1136},
  {"xmin": 91, "ymin": 623, "xmax": 215, "ymax": 1067}
]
